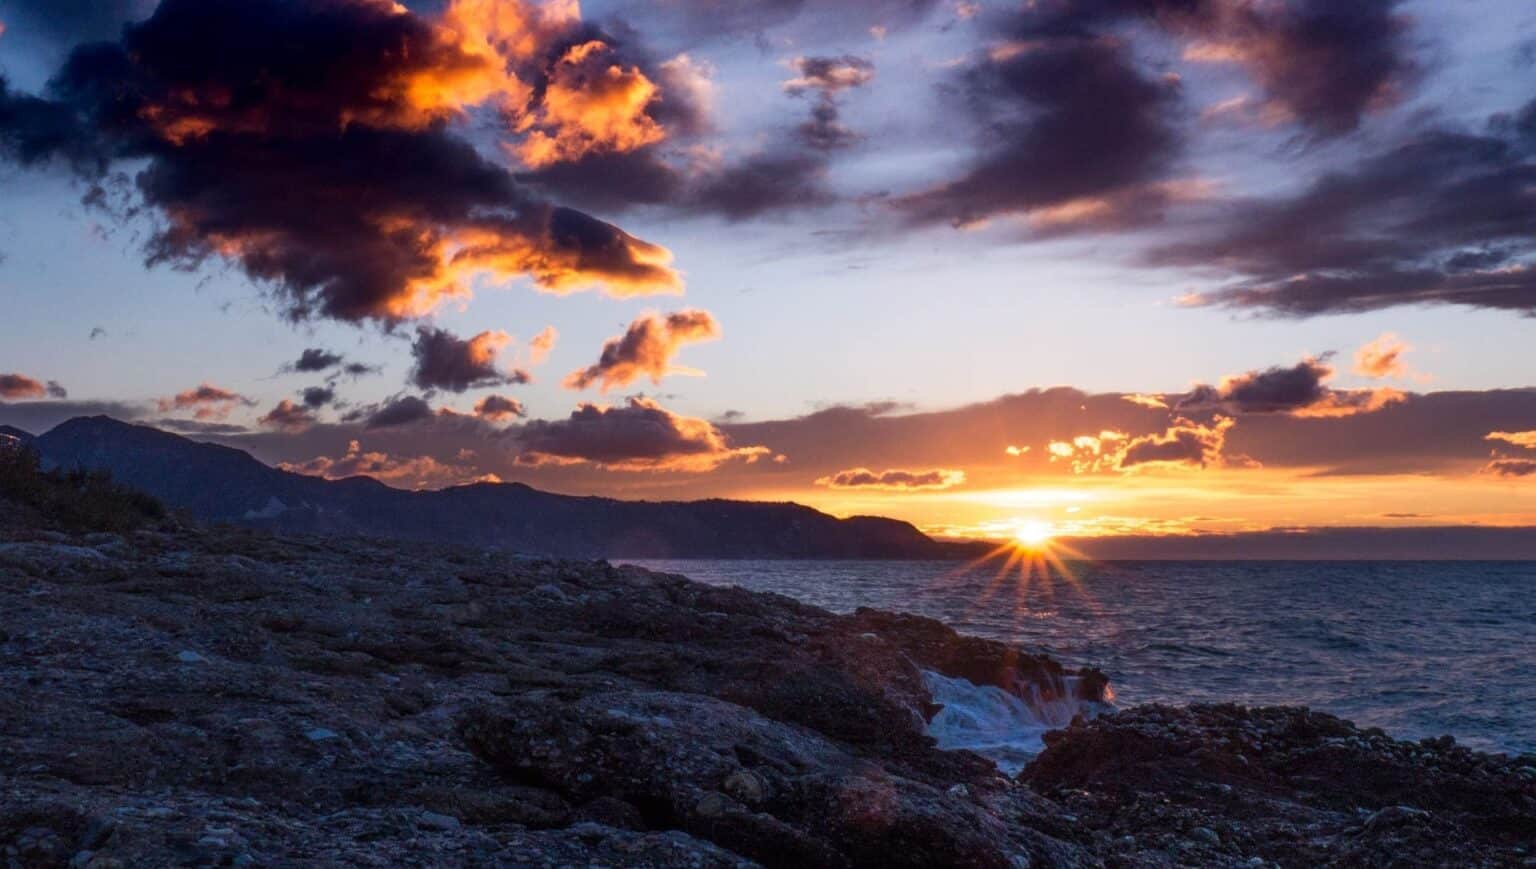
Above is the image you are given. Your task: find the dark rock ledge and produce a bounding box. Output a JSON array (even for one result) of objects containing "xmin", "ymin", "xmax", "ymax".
[{"xmin": 0, "ymin": 520, "xmax": 1532, "ymax": 867}]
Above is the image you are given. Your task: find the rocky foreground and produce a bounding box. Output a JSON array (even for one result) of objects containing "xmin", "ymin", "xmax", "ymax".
[{"xmin": 1, "ymin": 515, "xmax": 1534, "ymax": 867}]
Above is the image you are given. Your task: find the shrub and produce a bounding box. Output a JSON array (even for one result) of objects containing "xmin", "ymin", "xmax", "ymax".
[{"xmin": 0, "ymin": 442, "xmax": 167, "ymax": 533}]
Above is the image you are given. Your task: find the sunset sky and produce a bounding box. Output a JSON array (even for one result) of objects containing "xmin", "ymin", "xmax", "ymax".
[{"xmin": 1, "ymin": 0, "xmax": 1534, "ymax": 544}]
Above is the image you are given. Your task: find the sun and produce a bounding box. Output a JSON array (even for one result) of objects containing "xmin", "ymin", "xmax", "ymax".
[{"xmin": 1013, "ymin": 519, "xmax": 1055, "ymax": 549}]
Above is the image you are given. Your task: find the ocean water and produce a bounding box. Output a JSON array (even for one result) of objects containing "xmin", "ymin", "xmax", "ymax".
[{"xmin": 627, "ymin": 559, "xmax": 1536, "ymax": 759}]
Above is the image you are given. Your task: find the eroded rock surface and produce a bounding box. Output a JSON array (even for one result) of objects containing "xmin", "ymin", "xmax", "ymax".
[
  {"xmin": 0, "ymin": 520, "xmax": 1096, "ymax": 866},
  {"xmin": 2, "ymin": 515, "xmax": 1532, "ymax": 867}
]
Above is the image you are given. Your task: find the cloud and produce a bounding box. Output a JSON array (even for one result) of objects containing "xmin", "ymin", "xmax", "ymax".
[
  {"xmin": 258, "ymin": 399, "xmax": 316, "ymax": 433},
  {"xmin": 363, "ymin": 395, "xmax": 436, "ymax": 429},
  {"xmin": 0, "ymin": 0, "xmax": 682, "ymax": 326},
  {"xmin": 1177, "ymin": 0, "xmax": 1414, "ymax": 136},
  {"xmin": 410, "ymin": 327, "xmax": 530, "ymax": 393},
  {"xmin": 784, "ymin": 55, "xmax": 874, "ymax": 151},
  {"xmin": 1487, "ymin": 430, "xmax": 1536, "ymax": 450},
  {"xmin": 515, "ymin": 397, "xmax": 768, "ymax": 471},
  {"xmin": 156, "ymin": 383, "xmax": 254, "ymax": 420},
  {"xmin": 0, "ymin": 374, "xmax": 65, "ymax": 400},
  {"xmin": 1163, "ymin": 98, "xmax": 1536, "ymax": 317},
  {"xmin": 474, "ymin": 394, "xmax": 527, "ymax": 422},
  {"xmin": 1118, "ymin": 417, "xmax": 1237, "ymax": 471},
  {"xmin": 1353, "ymin": 333, "xmax": 1413, "ymax": 380},
  {"xmin": 894, "ymin": 16, "xmax": 1181, "ymax": 230},
  {"xmin": 287, "ymin": 348, "xmax": 345, "ymax": 374},
  {"xmin": 1045, "ymin": 417, "xmax": 1239, "ymax": 473},
  {"xmin": 1123, "ymin": 393, "xmax": 1170, "ymax": 410},
  {"xmin": 895, "ymin": 0, "xmax": 1416, "ymax": 231},
  {"xmin": 1483, "ymin": 458, "xmax": 1536, "ymax": 478},
  {"xmin": 300, "ymin": 386, "xmax": 336, "ymax": 409},
  {"xmin": 281, "ymin": 439, "xmax": 499, "ymax": 490},
  {"xmin": 1178, "ymin": 356, "xmax": 1404, "ymax": 418},
  {"xmin": 815, "ymin": 467, "xmax": 965, "ymax": 491},
  {"xmin": 528, "ymin": 326, "xmax": 558, "ymax": 365},
  {"xmin": 564, "ymin": 309, "xmax": 720, "ymax": 392}
]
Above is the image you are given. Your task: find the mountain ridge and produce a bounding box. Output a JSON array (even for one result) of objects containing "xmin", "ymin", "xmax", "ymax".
[{"xmin": 31, "ymin": 416, "xmax": 982, "ymax": 559}]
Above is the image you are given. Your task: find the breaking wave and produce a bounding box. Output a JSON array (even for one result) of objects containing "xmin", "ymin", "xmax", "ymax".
[{"xmin": 921, "ymin": 670, "xmax": 1108, "ymax": 775}]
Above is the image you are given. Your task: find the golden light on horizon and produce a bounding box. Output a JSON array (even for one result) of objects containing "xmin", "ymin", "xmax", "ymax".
[{"xmin": 1013, "ymin": 519, "xmax": 1055, "ymax": 549}]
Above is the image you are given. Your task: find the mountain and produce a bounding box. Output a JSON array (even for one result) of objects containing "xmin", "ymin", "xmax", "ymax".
[
  {"xmin": 0, "ymin": 425, "xmax": 33, "ymax": 445},
  {"xmin": 32, "ymin": 416, "xmax": 979, "ymax": 559}
]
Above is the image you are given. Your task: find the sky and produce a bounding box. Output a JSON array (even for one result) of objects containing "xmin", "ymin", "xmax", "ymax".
[{"xmin": 0, "ymin": 0, "xmax": 1534, "ymax": 546}]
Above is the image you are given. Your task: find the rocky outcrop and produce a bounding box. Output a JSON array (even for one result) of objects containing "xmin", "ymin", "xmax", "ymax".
[
  {"xmin": 0, "ymin": 514, "xmax": 1096, "ymax": 867},
  {"xmin": 1024, "ymin": 704, "xmax": 1536, "ymax": 866},
  {"xmin": 2, "ymin": 509, "xmax": 1532, "ymax": 866}
]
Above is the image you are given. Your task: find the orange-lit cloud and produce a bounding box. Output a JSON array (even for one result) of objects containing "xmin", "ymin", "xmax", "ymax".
[
  {"xmin": 158, "ymin": 383, "xmax": 254, "ymax": 420},
  {"xmin": 3, "ymin": 0, "xmax": 683, "ymax": 328},
  {"xmin": 0, "ymin": 373, "xmax": 65, "ymax": 400},
  {"xmin": 1487, "ymin": 430, "xmax": 1536, "ymax": 450},
  {"xmin": 1353, "ymin": 333, "xmax": 1414, "ymax": 380},
  {"xmin": 528, "ymin": 326, "xmax": 559, "ymax": 365},
  {"xmin": 258, "ymin": 399, "xmax": 316, "ymax": 433},
  {"xmin": 564, "ymin": 309, "xmax": 720, "ymax": 392},
  {"xmin": 516, "ymin": 396, "xmax": 768, "ymax": 471},
  {"xmin": 1180, "ymin": 356, "xmax": 1405, "ymax": 418},
  {"xmin": 815, "ymin": 467, "xmax": 966, "ymax": 490},
  {"xmin": 1122, "ymin": 393, "xmax": 1169, "ymax": 410},
  {"xmin": 512, "ymin": 40, "xmax": 666, "ymax": 169},
  {"xmin": 282, "ymin": 439, "xmax": 501, "ymax": 489},
  {"xmin": 1045, "ymin": 418, "xmax": 1240, "ymax": 474}
]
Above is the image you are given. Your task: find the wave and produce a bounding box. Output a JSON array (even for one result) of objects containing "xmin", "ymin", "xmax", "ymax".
[{"xmin": 922, "ymin": 670, "xmax": 1111, "ymax": 775}]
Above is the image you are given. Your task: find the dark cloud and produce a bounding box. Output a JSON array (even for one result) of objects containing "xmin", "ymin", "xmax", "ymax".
[
  {"xmin": 564, "ymin": 309, "xmax": 720, "ymax": 392},
  {"xmin": 363, "ymin": 395, "xmax": 435, "ymax": 430},
  {"xmin": 1178, "ymin": 356, "xmax": 1404, "ymax": 418},
  {"xmin": 894, "ymin": 19, "xmax": 1182, "ymax": 229},
  {"xmin": 287, "ymin": 348, "xmax": 345, "ymax": 374},
  {"xmin": 258, "ymin": 399, "xmax": 316, "ymax": 433},
  {"xmin": 474, "ymin": 395, "xmax": 527, "ymax": 422},
  {"xmin": 88, "ymin": 327, "xmax": 107, "ymax": 340},
  {"xmin": 1484, "ymin": 458, "xmax": 1536, "ymax": 478},
  {"xmin": 300, "ymin": 386, "xmax": 336, "ymax": 409},
  {"xmin": 0, "ymin": 0, "xmax": 682, "ymax": 326},
  {"xmin": 1179, "ymin": 0, "xmax": 1413, "ymax": 137},
  {"xmin": 785, "ymin": 56, "xmax": 874, "ymax": 151},
  {"xmin": 896, "ymin": 0, "xmax": 1416, "ymax": 230},
  {"xmin": 1164, "ymin": 100, "xmax": 1536, "ymax": 316},
  {"xmin": 815, "ymin": 467, "xmax": 964, "ymax": 490},
  {"xmin": 516, "ymin": 397, "xmax": 768, "ymax": 471},
  {"xmin": 410, "ymin": 327, "xmax": 530, "ymax": 394}
]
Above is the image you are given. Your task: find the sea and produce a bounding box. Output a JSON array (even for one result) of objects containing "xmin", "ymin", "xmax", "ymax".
[{"xmin": 626, "ymin": 559, "xmax": 1536, "ymax": 769}]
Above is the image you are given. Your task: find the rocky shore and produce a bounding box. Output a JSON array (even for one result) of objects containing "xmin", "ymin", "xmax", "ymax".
[{"xmin": 1, "ymin": 510, "xmax": 1533, "ymax": 866}]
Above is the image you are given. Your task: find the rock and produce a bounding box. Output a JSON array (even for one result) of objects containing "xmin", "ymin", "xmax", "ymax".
[
  {"xmin": 417, "ymin": 811, "xmax": 461, "ymax": 831},
  {"xmin": 722, "ymin": 770, "xmax": 766, "ymax": 806},
  {"xmin": 1, "ymin": 509, "xmax": 1529, "ymax": 867}
]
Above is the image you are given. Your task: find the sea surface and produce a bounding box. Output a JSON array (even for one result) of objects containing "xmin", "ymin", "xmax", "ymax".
[{"xmin": 626, "ymin": 559, "xmax": 1536, "ymax": 759}]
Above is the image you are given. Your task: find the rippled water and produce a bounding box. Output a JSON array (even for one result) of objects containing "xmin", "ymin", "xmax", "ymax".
[{"xmin": 626, "ymin": 559, "xmax": 1536, "ymax": 756}]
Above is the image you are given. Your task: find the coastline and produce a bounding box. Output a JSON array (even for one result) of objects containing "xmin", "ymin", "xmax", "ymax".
[{"xmin": 1, "ymin": 519, "xmax": 1532, "ymax": 866}]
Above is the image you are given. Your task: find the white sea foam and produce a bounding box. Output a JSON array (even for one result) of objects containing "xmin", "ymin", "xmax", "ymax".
[{"xmin": 922, "ymin": 670, "xmax": 1106, "ymax": 775}]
